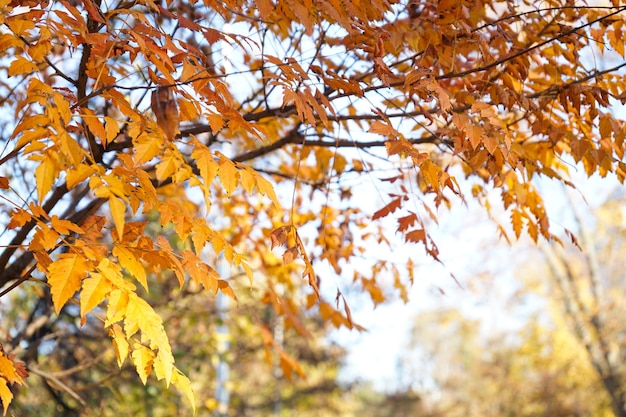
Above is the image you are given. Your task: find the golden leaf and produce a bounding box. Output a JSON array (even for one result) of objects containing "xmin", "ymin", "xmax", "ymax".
[
  {"xmin": 109, "ymin": 324, "xmax": 129, "ymax": 367},
  {"xmin": 7, "ymin": 55, "xmax": 38, "ymax": 76},
  {"xmin": 217, "ymin": 152, "xmax": 239, "ymax": 196},
  {"xmin": 32, "ymin": 152, "xmax": 59, "ymax": 203},
  {"xmin": 0, "ymin": 354, "xmax": 24, "ymax": 386},
  {"xmin": 113, "ymin": 245, "xmax": 148, "ymax": 291},
  {"xmin": 109, "ymin": 195, "xmax": 126, "ymax": 241},
  {"xmin": 172, "ymin": 369, "xmax": 196, "ymax": 413},
  {"xmin": 80, "ymin": 272, "xmax": 112, "ymax": 318},
  {"xmin": 48, "ymin": 253, "xmax": 91, "ymax": 314},
  {"xmin": 131, "ymin": 344, "xmax": 155, "ymax": 385},
  {"xmin": 0, "ymin": 378, "xmax": 13, "ymax": 416}
]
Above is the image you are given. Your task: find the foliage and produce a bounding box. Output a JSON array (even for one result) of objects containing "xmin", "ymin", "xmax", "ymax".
[
  {"xmin": 407, "ymin": 308, "xmax": 613, "ymax": 417},
  {"xmin": 536, "ymin": 191, "xmax": 626, "ymax": 417},
  {"xmin": 0, "ymin": 0, "xmax": 625, "ymax": 411},
  {"xmin": 3, "ymin": 277, "xmax": 349, "ymax": 416}
]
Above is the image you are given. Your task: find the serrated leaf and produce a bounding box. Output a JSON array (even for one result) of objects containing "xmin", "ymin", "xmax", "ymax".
[
  {"xmin": 191, "ymin": 140, "xmax": 218, "ymax": 188},
  {"xmin": 0, "ymin": 355, "xmax": 24, "ymax": 386},
  {"xmin": 131, "ymin": 344, "xmax": 155, "ymax": 385},
  {"xmin": 48, "ymin": 253, "xmax": 90, "ymax": 314},
  {"xmin": 80, "ymin": 272, "xmax": 112, "ymax": 318},
  {"xmin": 511, "ymin": 209, "xmax": 523, "ymax": 238},
  {"xmin": 372, "ymin": 197, "xmax": 402, "ymax": 220},
  {"xmin": 405, "ymin": 228, "xmax": 426, "ymax": 243},
  {"xmin": 113, "ymin": 245, "xmax": 148, "ymax": 291},
  {"xmin": 134, "ymin": 134, "xmax": 164, "ymax": 165},
  {"xmin": 125, "ymin": 294, "xmax": 174, "ymax": 384},
  {"xmin": 217, "ymin": 152, "xmax": 239, "ymax": 196},
  {"xmin": 8, "ymin": 55, "xmax": 38, "ymax": 76},
  {"xmin": 109, "ymin": 324, "xmax": 129, "ymax": 367},
  {"xmin": 172, "ymin": 368, "xmax": 195, "ymax": 412}
]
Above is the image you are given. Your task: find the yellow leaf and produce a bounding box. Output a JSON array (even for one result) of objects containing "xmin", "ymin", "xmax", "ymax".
[
  {"xmin": 253, "ymin": 171, "xmax": 281, "ymax": 207},
  {"xmin": 239, "ymin": 166, "xmax": 255, "ymax": 193},
  {"xmin": 59, "ymin": 131, "xmax": 84, "ymax": 165},
  {"xmin": 104, "ymin": 117, "xmax": 120, "ymax": 145},
  {"xmin": 82, "ymin": 108, "xmax": 106, "ymax": 144},
  {"xmin": 131, "ymin": 343, "xmax": 155, "ymax": 385},
  {"xmin": 155, "ymin": 152, "xmax": 179, "ymax": 182},
  {"xmin": 48, "ymin": 253, "xmax": 90, "ymax": 314},
  {"xmin": 0, "ymin": 355, "xmax": 23, "ymax": 386},
  {"xmin": 502, "ymin": 72, "xmax": 522, "ymax": 94},
  {"xmin": 109, "ymin": 324, "xmax": 129, "ymax": 367},
  {"xmin": 191, "ymin": 140, "xmax": 218, "ymax": 186},
  {"xmin": 207, "ymin": 113, "xmax": 225, "ymax": 132},
  {"xmin": 97, "ymin": 259, "xmax": 136, "ymax": 292},
  {"xmin": 109, "ymin": 195, "xmax": 126, "ymax": 241},
  {"xmin": 0, "ymin": 378, "xmax": 12, "ymax": 416},
  {"xmin": 178, "ymin": 98, "xmax": 199, "ymax": 121},
  {"xmin": 50, "ymin": 215, "xmax": 84, "ymax": 235},
  {"xmin": 134, "ymin": 133, "xmax": 164, "ymax": 165},
  {"xmin": 80, "ymin": 272, "xmax": 112, "ymax": 318},
  {"xmin": 105, "ymin": 288, "xmax": 130, "ymax": 327},
  {"xmin": 125, "ymin": 294, "xmax": 174, "ymax": 384},
  {"xmin": 217, "ymin": 152, "xmax": 239, "ymax": 196},
  {"xmin": 8, "ymin": 55, "xmax": 38, "ymax": 76},
  {"xmin": 66, "ymin": 163, "xmax": 97, "ymax": 189},
  {"xmin": 113, "ymin": 245, "xmax": 148, "ymax": 291},
  {"xmin": 172, "ymin": 368, "xmax": 195, "ymax": 411},
  {"xmin": 33, "ymin": 152, "xmax": 59, "ymax": 203},
  {"xmin": 511, "ymin": 209, "xmax": 523, "ymax": 238},
  {"xmin": 7, "ymin": 208, "xmax": 31, "ymax": 230}
]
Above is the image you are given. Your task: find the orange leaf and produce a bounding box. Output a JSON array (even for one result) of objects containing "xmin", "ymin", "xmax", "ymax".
[
  {"xmin": 7, "ymin": 56, "xmax": 38, "ymax": 77},
  {"xmin": 405, "ymin": 229, "xmax": 426, "ymax": 243},
  {"xmin": 397, "ymin": 213, "xmax": 418, "ymax": 232},
  {"xmin": 218, "ymin": 280, "xmax": 237, "ymax": 301},
  {"xmin": 0, "ymin": 354, "xmax": 24, "ymax": 385},
  {"xmin": 151, "ymin": 86, "xmax": 180, "ymax": 141},
  {"xmin": 48, "ymin": 253, "xmax": 90, "ymax": 314},
  {"xmin": 372, "ymin": 197, "xmax": 402, "ymax": 220}
]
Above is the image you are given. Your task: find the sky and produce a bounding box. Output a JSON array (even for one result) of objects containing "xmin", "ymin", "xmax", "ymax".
[{"xmin": 330, "ymin": 168, "xmax": 625, "ymax": 392}]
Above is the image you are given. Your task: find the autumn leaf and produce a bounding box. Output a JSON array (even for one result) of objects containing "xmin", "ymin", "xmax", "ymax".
[
  {"xmin": 113, "ymin": 245, "xmax": 148, "ymax": 290},
  {"xmin": 131, "ymin": 343, "xmax": 155, "ymax": 385},
  {"xmin": 48, "ymin": 253, "xmax": 91, "ymax": 314},
  {"xmin": 8, "ymin": 55, "xmax": 38, "ymax": 76},
  {"xmin": 109, "ymin": 195, "xmax": 126, "ymax": 241},
  {"xmin": 80, "ymin": 272, "xmax": 113, "ymax": 318},
  {"xmin": 0, "ymin": 378, "xmax": 12, "ymax": 416},
  {"xmin": 217, "ymin": 152, "xmax": 239, "ymax": 196},
  {"xmin": 372, "ymin": 197, "xmax": 403, "ymax": 220},
  {"xmin": 151, "ymin": 86, "xmax": 180, "ymax": 141}
]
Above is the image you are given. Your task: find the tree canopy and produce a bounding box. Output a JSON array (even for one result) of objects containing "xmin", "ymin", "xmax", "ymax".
[{"xmin": 0, "ymin": 0, "xmax": 625, "ymax": 412}]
